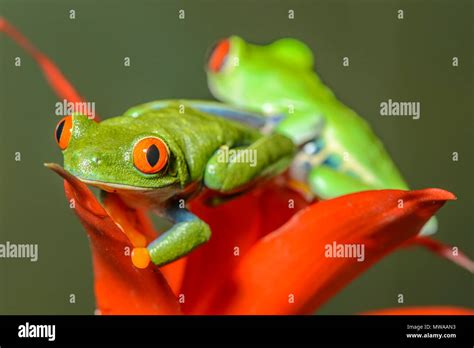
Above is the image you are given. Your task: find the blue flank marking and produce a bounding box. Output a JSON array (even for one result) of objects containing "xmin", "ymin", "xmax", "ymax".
[
  {"xmin": 164, "ymin": 206, "xmax": 198, "ymax": 223},
  {"xmin": 313, "ymin": 139, "xmax": 325, "ymax": 154},
  {"xmin": 303, "ymin": 138, "xmax": 325, "ymax": 155},
  {"xmin": 322, "ymin": 154, "xmax": 342, "ymax": 169},
  {"xmin": 303, "ymin": 161, "xmax": 312, "ymax": 172},
  {"xmin": 193, "ymin": 105, "xmax": 267, "ymax": 128},
  {"xmin": 136, "ymin": 101, "xmax": 270, "ymax": 129},
  {"xmin": 147, "ymin": 207, "xmax": 198, "ymax": 249},
  {"xmin": 267, "ymin": 113, "xmax": 286, "ymax": 125}
]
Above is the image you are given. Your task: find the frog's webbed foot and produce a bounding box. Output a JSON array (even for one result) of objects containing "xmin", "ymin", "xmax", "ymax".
[{"xmin": 147, "ymin": 205, "xmax": 211, "ymax": 267}]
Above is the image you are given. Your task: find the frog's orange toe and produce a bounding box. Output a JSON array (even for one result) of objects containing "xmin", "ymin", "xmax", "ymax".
[{"xmin": 132, "ymin": 248, "xmax": 151, "ymax": 269}]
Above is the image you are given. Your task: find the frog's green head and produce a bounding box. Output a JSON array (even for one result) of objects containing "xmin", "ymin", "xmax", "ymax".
[
  {"xmin": 53, "ymin": 115, "xmax": 188, "ymax": 191},
  {"xmin": 206, "ymin": 36, "xmax": 318, "ymax": 114}
]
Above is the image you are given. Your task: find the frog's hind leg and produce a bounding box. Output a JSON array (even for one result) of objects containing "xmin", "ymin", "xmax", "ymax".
[
  {"xmin": 308, "ymin": 165, "xmax": 375, "ymax": 200},
  {"xmin": 309, "ymin": 165, "xmax": 438, "ymax": 235},
  {"xmin": 204, "ymin": 133, "xmax": 296, "ymax": 193},
  {"xmin": 147, "ymin": 205, "xmax": 211, "ymax": 267}
]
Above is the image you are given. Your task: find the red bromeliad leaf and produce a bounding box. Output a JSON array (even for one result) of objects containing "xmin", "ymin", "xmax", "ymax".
[
  {"xmin": 363, "ymin": 307, "xmax": 474, "ymax": 315},
  {"xmin": 199, "ymin": 189, "xmax": 456, "ymax": 315},
  {"xmin": 160, "ymin": 257, "xmax": 188, "ymax": 296},
  {"xmin": 408, "ymin": 237, "xmax": 474, "ymax": 273},
  {"xmin": 180, "ymin": 180, "xmax": 308, "ymax": 314},
  {"xmin": 47, "ymin": 162, "xmax": 460, "ymax": 315},
  {"xmin": 179, "ymin": 189, "xmax": 266, "ymax": 314},
  {"xmin": 47, "ymin": 164, "xmax": 180, "ymax": 315}
]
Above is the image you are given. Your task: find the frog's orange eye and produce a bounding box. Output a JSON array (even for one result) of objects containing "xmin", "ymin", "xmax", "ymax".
[
  {"xmin": 208, "ymin": 38, "xmax": 230, "ymax": 73},
  {"xmin": 133, "ymin": 137, "xmax": 169, "ymax": 174},
  {"xmin": 55, "ymin": 116, "xmax": 73, "ymax": 150}
]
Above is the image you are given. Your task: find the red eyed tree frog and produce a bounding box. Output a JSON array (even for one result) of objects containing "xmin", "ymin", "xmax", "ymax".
[
  {"xmin": 205, "ymin": 36, "xmax": 438, "ymax": 235},
  {"xmin": 49, "ymin": 102, "xmax": 295, "ymax": 268}
]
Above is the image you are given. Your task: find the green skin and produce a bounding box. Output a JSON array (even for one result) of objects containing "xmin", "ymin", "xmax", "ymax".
[
  {"xmin": 61, "ymin": 102, "xmax": 295, "ymax": 266},
  {"xmin": 207, "ymin": 36, "xmax": 437, "ymax": 235}
]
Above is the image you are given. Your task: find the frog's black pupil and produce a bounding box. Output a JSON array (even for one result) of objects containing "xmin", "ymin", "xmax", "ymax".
[
  {"xmin": 146, "ymin": 144, "xmax": 160, "ymax": 167},
  {"xmin": 56, "ymin": 120, "xmax": 65, "ymax": 143}
]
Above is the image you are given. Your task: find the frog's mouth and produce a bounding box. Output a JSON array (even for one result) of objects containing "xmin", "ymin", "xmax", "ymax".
[
  {"xmin": 79, "ymin": 178, "xmax": 153, "ymax": 192},
  {"xmin": 45, "ymin": 163, "xmax": 186, "ymax": 210},
  {"xmin": 44, "ymin": 163, "xmax": 154, "ymax": 192}
]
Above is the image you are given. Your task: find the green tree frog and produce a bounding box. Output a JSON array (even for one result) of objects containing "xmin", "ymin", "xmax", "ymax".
[
  {"xmin": 50, "ymin": 102, "xmax": 295, "ymax": 268},
  {"xmin": 206, "ymin": 36, "xmax": 437, "ymax": 235}
]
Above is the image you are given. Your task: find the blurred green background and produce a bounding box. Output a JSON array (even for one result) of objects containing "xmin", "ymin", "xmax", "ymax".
[{"xmin": 0, "ymin": 0, "xmax": 472, "ymax": 314}]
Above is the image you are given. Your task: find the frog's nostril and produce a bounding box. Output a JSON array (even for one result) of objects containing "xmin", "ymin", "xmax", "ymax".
[{"xmin": 90, "ymin": 157, "xmax": 103, "ymax": 166}]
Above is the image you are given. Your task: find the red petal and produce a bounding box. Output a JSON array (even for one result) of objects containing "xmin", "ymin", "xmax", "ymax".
[
  {"xmin": 160, "ymin": 257, "xmax": 188, "ymax": 296},
  {"xmin": 180, "ymin": 180, "xmax": 308, "ymax": 314},
  {"xmin": 48, "ymin": 164, "xmax": 180, "ymax": 314},
  {"xmin": 202, "ymin": 189, "xmax": 456, "ymax": 314},
  {"xmin": 363, "ymin": 306, "xmax": 474, "ymax": 315},
  {"xmin": 408, "ymin": 237, "xmax": 474, "ymax": 273},
  {"xmin": 178, "ymin": 189, "xmax": 264, "ymax": 314}
]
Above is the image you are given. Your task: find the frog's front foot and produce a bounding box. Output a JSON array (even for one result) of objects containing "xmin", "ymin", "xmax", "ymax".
[
  {"xmin": 204, "ymin": 133, "xmax": 296, "ymax": 193},
  {"xmin": 147, "ymin": 218, "xmax": 211, "ymax": 267},
  {"xmin": 101, "ymin": 192, "xmax": 211, "ymax": 269},
  {"xmin": 124, "ymin": 218, "xmax": 211, "ymax": 269}
]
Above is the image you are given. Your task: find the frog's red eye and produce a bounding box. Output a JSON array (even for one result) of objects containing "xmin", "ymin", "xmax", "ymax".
[
  {"xmin": 133, "ymin": 137, "xmax": 169, "ymax": 174},
  {"xmin": 55, "ymin": 116, "xmax": 73, "ymax": 150},
  {"xmin": 208, "ymin": 38, "xmax": 230, "ymax": 73}
]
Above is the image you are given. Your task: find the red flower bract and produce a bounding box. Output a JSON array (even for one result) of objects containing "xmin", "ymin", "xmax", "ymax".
[{"xmin": 50, "ymin": 163, "xmax": 457, "ymax": 315}]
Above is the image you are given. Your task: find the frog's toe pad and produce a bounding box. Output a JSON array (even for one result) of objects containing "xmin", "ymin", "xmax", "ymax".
[{"xmin": 132, "ymin": 247, "xmax": 151, "ymax": 269}]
